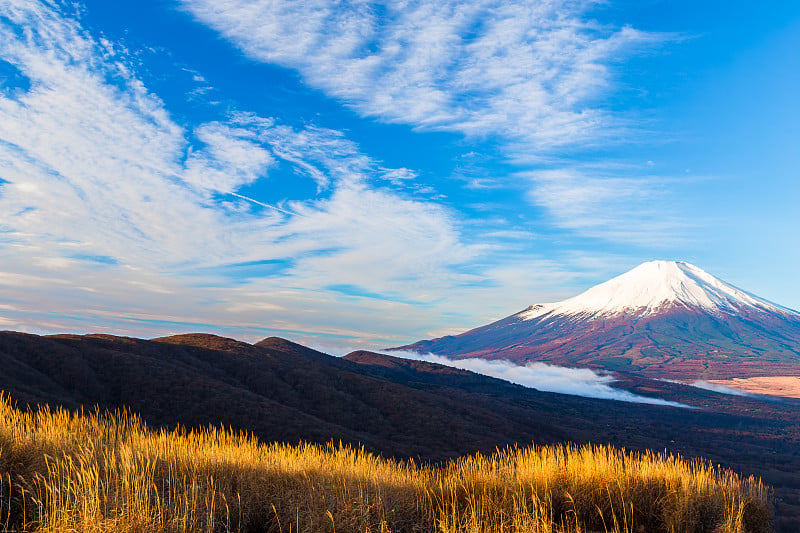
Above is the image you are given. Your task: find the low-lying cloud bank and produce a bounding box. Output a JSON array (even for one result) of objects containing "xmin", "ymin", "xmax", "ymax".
[{"xmin": 387, "ymin": 351, "xmax": 688, "ymax": 407}]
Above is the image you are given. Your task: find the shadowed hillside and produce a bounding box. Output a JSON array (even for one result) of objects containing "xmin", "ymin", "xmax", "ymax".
[{"xmin": 0, "ymin": 331, "xmax": 577, "ymax": 458}]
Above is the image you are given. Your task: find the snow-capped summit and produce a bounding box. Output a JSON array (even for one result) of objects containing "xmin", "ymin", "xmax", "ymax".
[
  {"xmin": 395, "ymin": 261, "xmax": 800, "ymax": 380},
  {"xmin": 519, "ymin": 260, "xmax": 795, "ymax": 320}
]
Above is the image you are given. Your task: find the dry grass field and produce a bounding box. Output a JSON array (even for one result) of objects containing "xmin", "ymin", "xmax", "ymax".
[
  {"xmin": 0, "ymin": 394, "xmax": 772, "ymax": 533},
  {"xmin": 707, "ymin": 377, "xmax": 800, "ymax": 399}
]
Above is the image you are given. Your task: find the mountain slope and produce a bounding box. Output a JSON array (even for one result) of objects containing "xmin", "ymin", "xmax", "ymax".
[{"xmin": 396, "ymin": 261, "xmax": 800, "ymax": 379}]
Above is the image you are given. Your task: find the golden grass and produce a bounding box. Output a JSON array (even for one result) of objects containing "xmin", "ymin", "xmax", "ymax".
[
  {"xmin": 708, "ymin": 377, "xmax": 800, "ymax": 399},
  {"xmin": 0, "ymin": 394, "xmax": 771, "ymax": 533}
]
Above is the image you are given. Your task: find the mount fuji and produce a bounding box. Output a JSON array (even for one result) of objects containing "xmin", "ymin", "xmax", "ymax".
[{"xmin": 396, "ymin": 261, "xmax": 800, "ymax": 380}]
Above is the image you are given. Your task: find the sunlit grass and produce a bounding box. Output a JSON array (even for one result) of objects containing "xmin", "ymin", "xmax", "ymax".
[{"xmin": 0, "ymin": 394, "xmax": 771, "ymax": 532}]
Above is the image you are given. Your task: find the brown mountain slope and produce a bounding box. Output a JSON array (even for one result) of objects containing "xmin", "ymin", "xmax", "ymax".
[{"xmin": 397, "ymin": 306, "xmax": 800, "ymax": 379}]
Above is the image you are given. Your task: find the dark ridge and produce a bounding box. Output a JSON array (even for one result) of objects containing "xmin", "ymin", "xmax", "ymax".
[
  {"xmin": 0, "ymin": 331, "xmax": 578, "ymax": 459},
  {"xmin": 255, "ymin": 335, "xmax": 312, "ymax": 351},
  {"xmin": 152, "ymin": 333, "xmax": 250, "ymax": 350},
  {"xmin": 255, "ymin": 336, "xmax": 337, "ymax": 363}
]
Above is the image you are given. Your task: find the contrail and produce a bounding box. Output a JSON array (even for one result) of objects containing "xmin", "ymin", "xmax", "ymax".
[{"xmin": 228, "ymin": 192, "xmax": 301, "ymax": 217}]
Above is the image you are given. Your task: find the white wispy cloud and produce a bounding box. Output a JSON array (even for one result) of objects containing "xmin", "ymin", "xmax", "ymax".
[
  {"xmin": 179, "ymin": 0, "xmax": 656, "ymax": 152},
  {"xmin": 387, "ymin": 351, "xmax": 688, "ymax": 407},
  {"xmin": 284, "ymin": 183, "xmax": 475, "ymax": 293},
  {"xmin": 183, "ymin": 120, "xmax": 276, "ymax": 193},
  {"xmin": 524, "ymin": 167, "xmax": 691, "ymax": 246}
]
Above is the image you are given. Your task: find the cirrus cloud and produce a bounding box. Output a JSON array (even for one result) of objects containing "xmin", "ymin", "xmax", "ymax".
[{"xmin": 179, "ymin": 0, "xmax": 659, "ymax": 152}]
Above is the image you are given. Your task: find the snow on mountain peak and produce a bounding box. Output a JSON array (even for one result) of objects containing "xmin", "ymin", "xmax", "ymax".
[{"xmin": 519, "ymin": 260, "xmax": 794, "ymax": 320}]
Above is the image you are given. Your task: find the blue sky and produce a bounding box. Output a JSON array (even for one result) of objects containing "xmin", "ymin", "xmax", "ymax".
[{"xmin": 0, "ymin": 0, "xmax": 798, "ymax": 350}]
